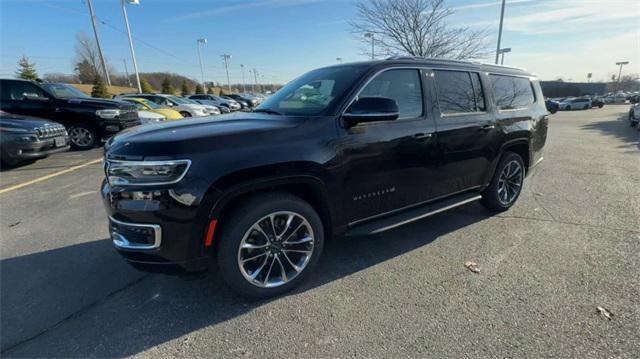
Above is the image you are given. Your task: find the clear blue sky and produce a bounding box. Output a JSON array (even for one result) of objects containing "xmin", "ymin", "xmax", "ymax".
[{"xmin": 1, "ymin": 0, "xmax": 638, "ymax": 84}]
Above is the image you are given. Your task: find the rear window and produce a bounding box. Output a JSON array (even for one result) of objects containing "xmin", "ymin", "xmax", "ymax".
[
  {"xmin": 434, "ymin": 70, "xmax": 485, "ymax": 114},
  {"xmin": 490, "ymin": 74, "xmax": 535, "ymax": 110}
]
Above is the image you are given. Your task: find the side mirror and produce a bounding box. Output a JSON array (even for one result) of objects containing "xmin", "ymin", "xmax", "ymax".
[
  {"xmin": 343, "ymin": 97, "xmax": 399, "ymax": 126},
  {"xmin": 24, "ymin": 93, "xmax": 49, "ymax": 101}
]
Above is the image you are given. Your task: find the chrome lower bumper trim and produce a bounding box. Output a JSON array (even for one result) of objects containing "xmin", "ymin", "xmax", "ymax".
[{"xmin": 109, "ymin": 216, "xmax": 162, "ymax": 250}]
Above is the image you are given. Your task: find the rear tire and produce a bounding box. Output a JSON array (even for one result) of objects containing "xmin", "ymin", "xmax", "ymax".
[
  {"xmin": 216, "ymin": 192, "xmax": 325, "ymax": 298},
  {"xmin": 481, "ymin": 152, "xmax": 525, "ymax": 212}
]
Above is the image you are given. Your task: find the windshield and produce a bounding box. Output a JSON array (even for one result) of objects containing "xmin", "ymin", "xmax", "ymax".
[
  {"xmin": 256, "ymin": 65, "xmax": 368, "ymax": 116},
  {"xmin": 41, "ymin": 83, "xmax": 90, "ymax": 99},
  {"xmin": 168, "ymin": 95, "xmax": 190, "ymax": 105},
  {"xmin": 125, "ymin": 98, "xmax": 161, "ymax": 109}
]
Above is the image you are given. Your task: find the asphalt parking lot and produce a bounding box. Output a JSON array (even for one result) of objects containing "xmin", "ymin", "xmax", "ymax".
[{"xmin": 1, "ymin": 106, "xmax": 639, "ymax": 357}]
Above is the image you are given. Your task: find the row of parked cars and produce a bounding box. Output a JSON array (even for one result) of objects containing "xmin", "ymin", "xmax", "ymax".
[
  {"xmin": 0, "ymin": 77, "xmax": 267, "ymax": 166},
  {"xmin": 544, "ymin": 96, "xmax": 604, "ymax": 113}
]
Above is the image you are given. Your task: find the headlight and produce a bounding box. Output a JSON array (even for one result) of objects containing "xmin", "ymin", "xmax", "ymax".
[
  {"xmin": 96, "ymin": 109, "xmax": 122, "ymax": 119},
  {"xmin": 105, "ymin": 159, "xmax": 191, "ymax": 186}
]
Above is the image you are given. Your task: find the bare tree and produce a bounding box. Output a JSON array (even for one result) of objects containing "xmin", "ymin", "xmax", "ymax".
[
  {"xmin": 349, "ymin": 0, "xmax": 488, "ymax": 60},
  {"xmin": 74, "ymin": 32, "xmax": 115, "ymax": 83}
]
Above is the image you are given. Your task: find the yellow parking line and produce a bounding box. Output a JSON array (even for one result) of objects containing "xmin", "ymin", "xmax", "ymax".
[{"xmin": 0, "ymin": 158, "xmax": 102, "ymax": 195}]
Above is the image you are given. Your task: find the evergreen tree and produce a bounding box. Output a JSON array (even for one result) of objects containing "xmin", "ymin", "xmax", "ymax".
[
  {"xmin": 16, "ymin": 56, "xmax": 38, "ymax": 80},
  {"xmin": 206, "ymin": 86, "xmax": 214, "ymax": 95},
  {"xmin": 91, "ymin": 76, "xmax": 109, "ymax": 98},
  {"xmin": 180, "ymin": 80, "xmax": 190, "ymax": 96},
  {"xmin": 140, "ymin": 78, "xmax": 153, "ymax": 93},
  {"xmin": 161, "ymin": 78, "xmax": 174, "ymax": 94},
  {"xmin": 195, "ymin": 84, "xmax": 204, "ymax": 94}
]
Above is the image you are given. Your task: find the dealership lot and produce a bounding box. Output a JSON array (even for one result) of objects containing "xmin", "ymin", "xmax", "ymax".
[{"xmin": 1, "ymin": 106, "xmax": 638, "ymax": 357}]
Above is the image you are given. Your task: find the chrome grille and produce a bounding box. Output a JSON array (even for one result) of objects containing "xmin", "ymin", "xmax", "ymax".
[{"xmin": 35, "ymin": 126, "xmax": 67, "ymax": 139}]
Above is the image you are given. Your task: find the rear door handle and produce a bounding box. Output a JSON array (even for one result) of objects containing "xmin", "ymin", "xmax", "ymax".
[{"xmin": 413, "ymin": 133, "xmax": 433, "ymax": 140}]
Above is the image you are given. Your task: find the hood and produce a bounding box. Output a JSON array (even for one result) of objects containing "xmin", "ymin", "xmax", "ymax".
[
  {"xmin": 66, "ymin": 97, "xmax": 137, "ymax": 110},
  {"xmin": 138, "ymin": 110, "xmax": 165, "ymax": 120},
  {"xmin": 106, "ymin": 112, "xmax": 301, "ymax": 158},
  {"xmin": 0, "ymin": 114, "xmax": 64, "ymax": 131}
]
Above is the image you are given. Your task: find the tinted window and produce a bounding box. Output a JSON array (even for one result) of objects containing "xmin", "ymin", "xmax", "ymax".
[
  {"xmin": 490, "ymin": 74, "xmax": 535, "ymax": 110},
  {"xmin": 359, "ymin": 69, "xmax": 423, "ymax": 120},
  {"xmin": 434, "ymin": 70, "xmax": 485, "ymax": 114},
  {"xmin": 6, "ymin": 81, "xmax": 49, "ymax": 101}
]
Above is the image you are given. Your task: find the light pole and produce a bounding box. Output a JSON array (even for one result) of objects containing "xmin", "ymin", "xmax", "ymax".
[
  {"xmin": 121, "ymin": 0, "xmax": 141, "ymax": 92},
  {"xmin": 498, "ymin": 47, "xmax": 511, "ymax": 65},
  {"xmin": 240, "ymin": 64, "xmax": 246, "ymax": 93},
  {"xmin": 86, "ymin": 0, "xmax": 111, "ymax": 85},
  {"xmin": 336, "ymin": 57, "xmax": 343, "ymax": 64},
  {"xmin": 196, "ymin": 38, "xmax": 207, "ymax": 88},
  {"xmin": 495, "ymin": 0, "xmax": 506, "ymax": 64},
  {"xmin": 123, "ymin": 59, "xmax": 132, "ymax": 87},
  {"xmin": 364, "ymin": 32, "xmax": 374, "ymax": 60},
  {"xmin": 615, "ymin": 61, "xmax": 629, "ymax": 91},
  {"xmin": 221, "ymin": 54, "xmax": 232, "ymax": 93},
  {"xmin": 252, "ymin": 68, "xmax": 258, "ymax": 92}
]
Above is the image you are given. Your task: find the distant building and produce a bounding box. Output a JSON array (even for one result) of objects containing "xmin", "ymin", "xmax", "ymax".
[{"xmin": 540, "ymin": 81, "xmax": 607, "ymax": 98}]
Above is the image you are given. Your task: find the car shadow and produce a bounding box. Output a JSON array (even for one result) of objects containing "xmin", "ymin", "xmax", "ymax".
[
  {"xmin": 2, "ymin": 203, "xmax": 491, "ymax": 357},
  {"xmin": 580, "ymin": 113, "xmax": 640, "ymax": 150}
]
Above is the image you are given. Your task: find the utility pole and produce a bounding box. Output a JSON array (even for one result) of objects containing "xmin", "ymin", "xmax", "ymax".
[
  {"xmin": 196, "ymin": 38, "xmax": 207, "ymax": 88},
  {"xmin": 240, "ymin": 64, "xmax": 246, "ymax": 93},
  {"xmin": 252, "ymin": 68, "xmax": 258, "ymax": 92},
  {"xmin": 498, "ymin": 48, "xmax": 511, "ymax": 65},
  {"xmin": 615, "ymin": 61, "xmax": 629, "ymax": 91},
  {"xmin": 336, "ymin": 57, "xmax": 343, "ymax": 64},
  {"xmin": 86, "ymin": 0, "xmax": 111, "ymax": 85},
  {"xmin": 121, "ymin": 0, "xmax": 141, "ymax": 93},
  {"xmin": 495, "ymin": 0, "xmax": 506, "ymax": 64},
  {"xmin": 364, "ymin": 32, "xmax": 374, "ymax": 60},
  {"xmin": 123, "ymin": 59, "xmax": 132, "ymax": 87},
  {"xmin": 221, "ymin": 54, "xmax": 232, "ymax": 93}
]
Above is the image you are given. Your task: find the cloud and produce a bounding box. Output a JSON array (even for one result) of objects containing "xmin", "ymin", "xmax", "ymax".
[
  {"xmin": 452, "ymin": 0, "xmax": 535, "ymax": 12},
  {"xmin": 171, "ymin": 0, "xmax": 323, "ymax": 22},
  {"xmin": 468, "ymin": 0, "xmax": 640, "ymax": 35}
]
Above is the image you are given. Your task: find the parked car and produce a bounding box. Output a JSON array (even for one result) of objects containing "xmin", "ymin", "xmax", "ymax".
[
  {"xmin": 102, "ymin": 58, "xmax": 548, "ymax": 298},
  {"xmin": 182, "ymin": 98, "xmax": 221, "ymax": 116},
  {"xmin": 629, "ymin": 103, "xmax": 640, "ymax": 127},
  {"xmin": 628, "ymin": 94, "xmax": 640, "ymax": 104},
  {"xmin": 559, "ymin": 97, "xmax": 591, "ymax": 110},
  {"xmin": 0, "ymin": 80, "xmax": 140, "ymax": 149},
  {"xmin": 221, "ymin": 95, "xmax": 249, "ymax": 110},
  {"xmin": 188, "ymin": 95, "xmax": 241, "ymax": 111},
  {"xmin": 226, "ymin": 94, "xmax": 257, "ymax": 109},
  {"xmin": 117, "ymin": 93, "xmax": 209, "ymax": 117},
  {"xmin": 0, "ymin": 111, "xmax": 70, "ymax": 166},
  {"xmin": 545, "ymin": 99, "xmax": 559, "ymax": 114},
  {"xmin": 589, "ymin": 96, "xmax": 604, "ymax": 108},
  {"xmin": 137, "ymin": 110, "xmax": 166, "ymax": 125},
  {"xmin": 120, "ymin": 97, "xmax": 184, "ymax": 120}
]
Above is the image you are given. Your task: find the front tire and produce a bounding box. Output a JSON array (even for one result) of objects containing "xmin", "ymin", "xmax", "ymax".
[
  {"xmin": 481, "ymin": 152, "xmax": 525, "ymax": 212},
  {"xmin": 68, "ymin": 124, "xmax": 97, "ymax": 150},
  {"xmin": 216, "ymin": 192, "xmax": 325, "ymax": 298}
]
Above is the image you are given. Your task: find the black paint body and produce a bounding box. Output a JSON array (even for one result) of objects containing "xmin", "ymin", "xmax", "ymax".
[{"xmin": 101, "ymin": 59, "xmax": 549, "ymax": 272}]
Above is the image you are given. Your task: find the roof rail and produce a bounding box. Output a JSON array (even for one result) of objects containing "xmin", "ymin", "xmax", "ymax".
[{"xmin": 385, "ymin": 56, "xmax": 480, "ymax": 66}]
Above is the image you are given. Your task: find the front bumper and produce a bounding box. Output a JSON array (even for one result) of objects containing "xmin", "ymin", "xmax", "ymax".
[
  {"xmin": 2, "ymin": 137, "xmax": 70, "ymax": 161},
  {"xmin": 101, "ymin": 179, "xmax": 216, "ymax": 273}
]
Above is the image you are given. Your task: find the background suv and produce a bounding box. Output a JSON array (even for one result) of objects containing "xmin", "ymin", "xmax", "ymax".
[
  {"xmin": 188, "ymin": 95, "xmax": 241, "ymax": 111},
  {"xmin": 102, "ymin": 58, "xmax": 548, "ymax": 298},
  {"xmin": 0, "ymin": 80, "xmax": 140, "ymax": 149}
]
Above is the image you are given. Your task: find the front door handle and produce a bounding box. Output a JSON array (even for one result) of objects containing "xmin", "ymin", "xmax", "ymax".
[
  {"xmin": 480, "ymin": 124, "xmax": 495, "ymax": 131},
  {"xmin": 413, "ymin": 133, "xmax": 433, "ymax": 140}
]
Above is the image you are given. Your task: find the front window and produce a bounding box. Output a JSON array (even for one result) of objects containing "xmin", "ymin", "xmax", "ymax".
[
  {"xmin": 41, "ymin": 83, "xmax": 89, "ymax": 99},
  {"xmin": 257, "ymin": 65, "xmax": 368, "ymax": 116},
  {"xmin": 359, "ymin": 69, "xmax": 423, "ymax": 120}
]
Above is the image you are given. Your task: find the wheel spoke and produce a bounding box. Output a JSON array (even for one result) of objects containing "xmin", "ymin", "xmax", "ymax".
[
  {"xmin": 282, "ymin": 221, "xmax": 304, "ymax": 243},
  {"xmin": 241, "ymin": 242, "xmax": 269, "ymax": 249},
  {"xmin": 281, "ymin": 251, "xmax": 302, "ymax": 273},
  {"xmin": 249, "ymin": 254, "xmax": 270, "ymax": 280},
  {"xmin": 274, "ymin": 255, "xmax": 288, "ymax": 282},
  {"xmin": 284, "ymin": 235, "xmax": 313, "ymax": 245},
  {"xmin": 268, "ymin": 214, "xmax": 278, "ymax": 238},
  {"xmin": 279, "ymin": 214, "xmax": 294, "ymax": 238},
  {"xmin": 283, "ymin": 249, "xmax": 312, "ymax": 255},
  {"xmin": 251, "ymin": 224, "xmax": 269, "ymax": 241},
  {"xmin": 263, "ymin": 255, "xmax": 276, "ymax": 285},
  {"xmin": 241, "ymin": 251, "xmax": 267, "ymax": 263}
]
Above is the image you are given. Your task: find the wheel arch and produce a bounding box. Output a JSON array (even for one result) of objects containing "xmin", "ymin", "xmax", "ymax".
[{"xmin": 482, "ymin": 138, "xmax": 531, "ymax": 188}]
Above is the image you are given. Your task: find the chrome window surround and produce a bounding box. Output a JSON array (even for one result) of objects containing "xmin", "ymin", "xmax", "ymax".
[
  {"xmin": 104, "ymin": 159, "xmax": 192, "ymax": 187},
  {"xmin": 110, "ymin": 216, "xmax": 162, "ymax": 250}
]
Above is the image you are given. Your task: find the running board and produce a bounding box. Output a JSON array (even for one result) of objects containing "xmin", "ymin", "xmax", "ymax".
[{"xmin": 346, "ymin": 192, "xmax": 482, "ymax": 236}]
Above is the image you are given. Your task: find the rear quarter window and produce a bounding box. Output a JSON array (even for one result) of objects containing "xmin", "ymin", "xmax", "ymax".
[{"xmin": 490, "ymin": 74, "xmax": 535, "ymax": 110}]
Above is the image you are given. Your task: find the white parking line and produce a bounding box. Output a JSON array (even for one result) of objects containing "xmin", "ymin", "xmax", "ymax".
[{"xmin": 0, "ymin": 159, "xmax": 102, "ymax": 195}]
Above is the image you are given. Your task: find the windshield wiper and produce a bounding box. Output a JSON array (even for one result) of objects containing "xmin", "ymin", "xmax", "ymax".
[{"xmin": 252, "ymin": 108, "xmax": 283, "ymax": 116}]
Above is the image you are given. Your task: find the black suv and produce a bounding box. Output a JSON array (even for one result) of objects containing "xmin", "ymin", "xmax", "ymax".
[
  {"xmin": 102, "ymin": 58, "xmax": 548, "ymax": 297},
  {"xmin": 0, "ymin": 80, "xmax": 140, "ymax": 149}
]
